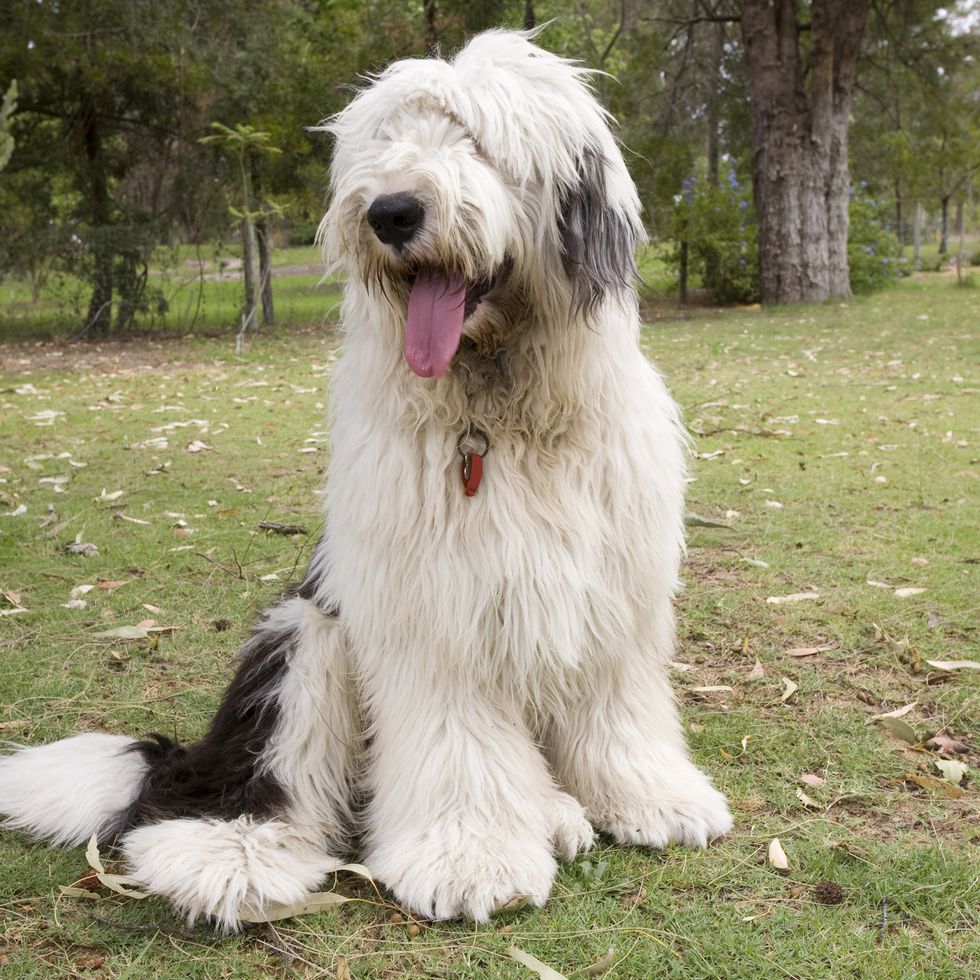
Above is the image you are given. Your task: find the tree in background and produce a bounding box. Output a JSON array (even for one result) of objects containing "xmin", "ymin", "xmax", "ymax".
[{"xmin": 740, "ymin": 0, "xmax": 871, "ymax": 303}]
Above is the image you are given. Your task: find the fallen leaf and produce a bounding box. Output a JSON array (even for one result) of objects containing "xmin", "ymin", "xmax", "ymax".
[
  {"xmin": 800, "ymin": 774, "xmax": 826, "ymax": 787},
  {"xmin": 0, "ymin": 607, "xmax": 28, "ymax": 616},
  {"xmin": 579, "ymin": 947, "xmax": 616, "ymax": 977},
  {"xmin": 866, "ymin": 579, "xmax": 892, "ymax": 589},
  {"xmin": 65, "ymin": 540, "xmax": 99, "ymax": 558},
  {"xmin": 61, "ymin": 599, "xmax": 87, "ymax": 609},
  {"xmin": 71, "ymin": 584, "xmax": 95, "ymax": 598},
  {"xmin": 903, "ymin": 774, "xmax": 965, "ymax": 799},
  {"xmin": 869, "ymin": 702, "xmax": 918, "ymax": 723},
  {"xmin": 96, "ymin": 489, "xmax": 125, "ymax": 502},
  {"xmin": 114, "ymin": 513, "xmax": 151, "ymax": 526},
  {"xmin": 934, "ymin": 760, "xmax": 968, "ymax": 786},
  {"xmin": 910, "ymin": 557, "xmax": 929, "ymax": 566},
  {"xmin": 684, "ymin": 512, "xmax": 730, "ymax": 529},
  {"xmin": 59, "ymin": 886, "xmax": 101, "ymax": 900},
  {"xmin": 926, "ymin": 660, "xmax": 980, "ymax": 671},
  {"xmin": 894, "ymin": 587, "xmax": 926, "ymax": 598},
  {"xmin": 669, "ymin": 661, "xmax": 693, "ymax": 672},
  {"xmin": 880, "ymin": 717, "xmax": 919, "ymax": 744},
  {"xmin": 691, "ymin": 685, "xmax": 735, "ymax": 693},
  {"xmin": 741, "ymin": 557, "xmax": 770, "ymax": 568},
  {"xmin": 748, "ymin": 659, "xmax": 765, "ymax": 679},
  {"xmin": 786, "ymin": 642, "xmax": 836, "ymax": 657},
  {"xmin": 780, "ymin": 677, "xmax": 799, "ymax": 702},
  {"xmin": 767, "ymin": 838, "xmax": 790, "ymax": 871},
  {"xmin": 143, "ymin": 603, "xmax": 163, "ymax": 613},
  {"xmin": 92, "ymin": 626, "xmax": 149, "ymax": 641},
  {"xmin": 186, "ymin": 440, "xmax": 213, "ymax": 453},
  {"xmin": 3, "ymin": 590, "xmax": 22, "ymax": 606},
  {"xmin": 96, "ymin": 580, "xmax": 128, "ymax": 591},
  {"xmin": 243, "ymin": 891, "xmax": 354, "ymax": 923},
  {"xmin": 928, "ymin": 733, "xmax": 969, "ymax": 755},
  {"xmin": 796, "ymin": 788, "xmax": 819, "ymax": 808},
  {"xmin": 506, "ymin": 947, "xmax": 568, "ymax": 980},
  {"xmin": 767, "ymin": 592, "xmax": 820, "ymax": 604}
]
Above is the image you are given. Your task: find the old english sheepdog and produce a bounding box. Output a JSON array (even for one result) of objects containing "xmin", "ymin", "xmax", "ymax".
[{"xmin": 0, "ymin": 30, "xmax": 732, "ymax": 928}]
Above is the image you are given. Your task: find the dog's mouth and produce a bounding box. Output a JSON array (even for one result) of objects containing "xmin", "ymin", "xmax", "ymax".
[{"xmin": 401, "ymin": 262, "xmax": 507, "ymax": 378}]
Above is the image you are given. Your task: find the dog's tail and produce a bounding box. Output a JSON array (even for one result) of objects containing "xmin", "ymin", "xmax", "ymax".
[{"xmin": 0, "ymin": 733, "xmax": 150, "ymax": 846}]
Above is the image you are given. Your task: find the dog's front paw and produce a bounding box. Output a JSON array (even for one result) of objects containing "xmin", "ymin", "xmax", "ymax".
[
  {"xmin": 591, "ymin": 767, "xmax": 733, "ymax": 849},
  {"xmin": 550, "ymin": 790, "xmax": 595, "ymax": 860},
  {"xmin": 367, "ymin": 820, "xmax": 559, "ymax": 922}
]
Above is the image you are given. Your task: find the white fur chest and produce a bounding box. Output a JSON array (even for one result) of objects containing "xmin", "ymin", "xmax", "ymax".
[{"xmin": 322, "ymin": 336, "xmax": 686, "ymax": 688}]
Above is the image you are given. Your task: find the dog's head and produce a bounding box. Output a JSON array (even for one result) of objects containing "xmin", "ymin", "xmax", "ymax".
[{"xmin": 318, "ymin": 30, "xmax": 643, "ymax": 378}]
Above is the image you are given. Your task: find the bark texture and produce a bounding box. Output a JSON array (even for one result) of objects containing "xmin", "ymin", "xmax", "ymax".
[{"xmin": 741, "ymin": 0, "xmax": 870, "ymax": 303}]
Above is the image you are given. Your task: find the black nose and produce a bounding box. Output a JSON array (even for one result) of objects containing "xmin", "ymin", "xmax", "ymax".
[{"xmin": 366, "ymin": 193, "xmax": 425, "ymax": 248}]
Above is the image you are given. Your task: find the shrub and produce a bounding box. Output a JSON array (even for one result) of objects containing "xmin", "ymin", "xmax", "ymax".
[
  {"xmin": 846, "ymin": 187, "xmax": 906, "ymax": 293},
  {"xmin": 668, "ymin": 164, "xmax": 759, "ymax": 304}
]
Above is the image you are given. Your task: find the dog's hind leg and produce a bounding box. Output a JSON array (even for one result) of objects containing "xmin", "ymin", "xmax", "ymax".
[
  {"xmin": 0, "ymin": 574, "xmax": 361, "ymax": 929},
  {"xmin": 116, "ymin": 592, "xmax": 361, "ymax": 927}
]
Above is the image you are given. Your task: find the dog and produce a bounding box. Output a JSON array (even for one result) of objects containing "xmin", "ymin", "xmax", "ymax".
[{"xmin": 0, "ymin": 30, "xmax": 732, "ymax": 929}]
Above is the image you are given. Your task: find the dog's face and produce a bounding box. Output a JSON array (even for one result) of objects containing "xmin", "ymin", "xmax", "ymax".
[{"xmin": 319, "ymin": 31, "xmax": 643, "ymax": 378}]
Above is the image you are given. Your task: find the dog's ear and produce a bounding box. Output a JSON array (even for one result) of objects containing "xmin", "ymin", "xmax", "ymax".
[{"xmin": 558, "ymin": 143, "xmax": 639, "ymax": 312}]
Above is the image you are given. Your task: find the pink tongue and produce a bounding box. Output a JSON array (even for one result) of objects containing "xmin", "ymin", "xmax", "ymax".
[{"xmin": 404, "ymin": 270, "xmax": 466, "ymax": 378}]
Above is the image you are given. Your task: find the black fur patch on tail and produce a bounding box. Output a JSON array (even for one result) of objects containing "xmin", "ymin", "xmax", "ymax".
[{"xmin": 112, "ymin": 615, "xmax": 296, "ymax": 835}]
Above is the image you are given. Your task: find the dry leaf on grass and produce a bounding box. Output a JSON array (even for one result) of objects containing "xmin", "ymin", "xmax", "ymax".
[
  {"xmin": 84, "ymin": 835, "xmax": 150, "ymax": 899},
  {"xmin": 796, "ymin": 788, "xmax": 819, "ymax": 808},
  {"xmin": 780, "ymin": 677, "xmax": 799, "ymax": 702},
  {"xmin": 800, "ymin": 774, "xmax": 826, "ymax": 787},
  {"xmin": 242, "ymin": 891, "xmax": 353, "ymax": 923},
  {"xmin": 767, "ymin": 838, "xmax": 790, "ymax": 871},
  {"xmin": 894, "ymin": 587, "xmax": 926, "ymax": 598},
  {"xmin": 786, "ymin": 642, "xmax": 837, "ymax": 657},
  {"xmin": 684, "ymin": 512, "xmax": 731, "ymax": 529},
  {"xmin": 934, "ymin": 760, "xmax": 968, "ymax": 786},
  {"xmin": 869, "ymin": 702, "xmax": 918, "ymax": 723},
  {"xmin": 926, "ymin": 660, "xmax": 980, "ymax": 671},
  {"xmin": 579, "ymin": 947, "xmax": 617, "ymax": 977},
  {"xmin": 692, "ymin": 685, "xmax": 735, "ymax": 693},
  {"xmin": 748, "ymin": 660, "xmax": 765, "ymax": 679},
  {"xmin": 767, "ymin": 592, "xmax": 820, "ymax": 604},
  {"xmin": 880, "ymin": 717, "xmax": 919, "ymax": 744},
  {"xmin": 902, "ymin": 774, "xmax": 965, "ymax": 799},
  {"xmin": 928, "ymin": 733, "xmax": 969, "ymax": 755},
  {"xmin": 506, "ymin": 946, "xmax": 568, "ymax": 980}
]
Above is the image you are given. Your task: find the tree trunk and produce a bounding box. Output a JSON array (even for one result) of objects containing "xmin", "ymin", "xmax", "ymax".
[
  {"xmin": 424, "ymin": 0, "xmax": 438, "ymax": 55},
  {"xmin": 706, "ymin": 19, "xmax": 724, "ymax": 187},
  {"xmin": 80, "ymin": 99, "xmax": 113, "ymax": 334},
  {"xmin": 913, "ymin": 200, "xmax": 923, "ymax": 270},
  {"xmin": 741, "ymin": 0, "xmax": 870, "ymax": 304},
  {"xmin": 256, "ymin": 212, "xmax": 275, "ymax": 326},
  {"xmin": 523, "ymin": 1, "xmax": 535, "ymax": 31},
  {"xmin": 939, "ymin": 194, "xmax": 949, "ymax": 254},
  {"xmin": 238, "ymin": 216, "xmax": 259, "ymax": 352}
]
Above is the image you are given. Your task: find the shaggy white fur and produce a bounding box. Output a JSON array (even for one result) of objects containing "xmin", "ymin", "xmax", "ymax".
[
  {"xmin": 0, "ymin": 29, "xmax": 731, "ymax": 928},
  {"xmin": 0, "ymin": 734, "xmax": 146, "ymax": 845},
  {"xmin": 122, "ymin": 817, "xmax": 342, "ymax": 931}
]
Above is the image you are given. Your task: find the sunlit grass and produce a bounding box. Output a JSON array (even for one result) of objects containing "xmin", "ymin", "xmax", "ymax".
[{"xmin": 0, "ymin": 275, "xmax": 977, "ymax": 978}]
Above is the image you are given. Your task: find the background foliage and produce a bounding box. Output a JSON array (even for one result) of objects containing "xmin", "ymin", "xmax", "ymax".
[{"xmin": 0, "ymin": 0, "xmax": 978, "ymax": 331}]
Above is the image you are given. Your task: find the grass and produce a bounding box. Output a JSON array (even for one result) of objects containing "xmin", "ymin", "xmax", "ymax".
[{"xmin": 0, "ymin": 274, "xmax": 977, "ymax": 978}]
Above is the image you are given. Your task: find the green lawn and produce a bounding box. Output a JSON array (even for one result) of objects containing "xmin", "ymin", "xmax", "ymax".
[{"xmin": 0, "ymin": 275, "xmax": 977, "ymax": 978}]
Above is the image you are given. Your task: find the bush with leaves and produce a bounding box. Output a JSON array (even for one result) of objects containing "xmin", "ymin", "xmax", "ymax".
[
  {"xmin": 846, "ymin": 186, "xmax": 906, "ymax": 293},
  {"xmin": 669, "ymin": 163, "xmax": 759, "ymax": 304}
]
